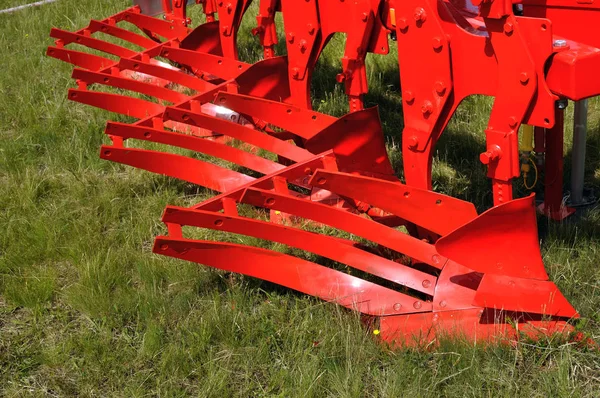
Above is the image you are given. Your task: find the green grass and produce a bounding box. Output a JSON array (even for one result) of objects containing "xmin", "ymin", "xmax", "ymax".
[{"xmin": 1, "ymin": 1, "xmax": 600, "ymax": 396}]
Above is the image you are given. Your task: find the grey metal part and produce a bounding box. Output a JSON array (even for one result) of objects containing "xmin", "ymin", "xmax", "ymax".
[
  {"xmin": 571, "ymin": 99, "xmax": 588, "ymax": 206},
  {"xmin": 133, "ymin": 0, "xmax": 195, "ymax": 16}
]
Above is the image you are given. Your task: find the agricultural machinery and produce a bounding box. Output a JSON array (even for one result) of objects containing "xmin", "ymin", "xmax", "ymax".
[{"xmin": 47, "ymin": 0, "xmax": 599, "ymax": 345}]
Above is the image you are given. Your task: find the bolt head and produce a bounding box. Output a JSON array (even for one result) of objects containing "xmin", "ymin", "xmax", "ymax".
[
  {"xmin": 435, "ymin": 81, "xmax": 446, "ymax": 95},
  {"xmin": 413, "ymin": 7, "xmax": 426, "ymax": 23},
  {"xmin": 287, "ymin": 32, "xmax": 295, "ymax": 43},
  {"xmin": 421, "ymin": 100, "xmax": 433, "ymax": 115},
  {"xmin": 397, "ymin": 18, "xmax": 408, "ymax": 31},
  {"xmin": 403, "ymin": 90, "xmax": 415, "ymax": 104},
  {"xmin": 519, "ymin": 72, "xmax": 530, "ymax": 84},
  {"xmin": 432, "ymin": 37, "xmax": 443, "ymax": 50},
  {"xmin": 553, "ymin": 39, "xmax": 568, "ymax": 48},
  {"xmin": 408, "ymin": 136, "xmax": 419, "ymax": 149},
  {"xmin": 503, "ymin": 22, "xmax": 514, "ymax": 35}
]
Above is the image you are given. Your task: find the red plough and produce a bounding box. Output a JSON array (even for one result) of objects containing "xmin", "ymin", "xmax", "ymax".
[
  {"xmin": 46, "ymin": 0, "xmax": 598, "ymax": 345},
  {"xmin": 155, "ymin": 150, "xmax": 577, "ymax": 345}
]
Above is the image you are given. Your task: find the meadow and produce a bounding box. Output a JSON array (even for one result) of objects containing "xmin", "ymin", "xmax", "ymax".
[{"xmin": 1, "ymin": 1, "xmax": 599, "ymax": 396}]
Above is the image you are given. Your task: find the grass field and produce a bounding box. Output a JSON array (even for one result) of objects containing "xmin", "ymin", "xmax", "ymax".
[{"xmin": 1, "ymin": 1, "xmax": 600, "ymax": 396}]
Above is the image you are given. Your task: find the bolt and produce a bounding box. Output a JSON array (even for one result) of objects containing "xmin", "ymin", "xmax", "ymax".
[
  {"xmin": 362, "ymin": 12, "xmax": 368, "ymax": 22},
  {"xmin": 414, "ymin": 7, "xmax": 426, "ymax": 23},
  {"xmin": 480, "ymin": 145, "xmax": 502, "ymax": 165},
  {"xmin": 403, "ymin": 90, "xmax": 415, "ymax": 104},
  {"xmin": 435, "ymin": 81, "xmax": 446, "ymax": 96},
  {"xmin": 432, "ymin": 254, "xmax": 441, "ymax": 265},
  {"xmin": 422, "ymin": 279, "xmax": 431, "ymax": 288},
  {"xmin": 299, "ymin": 39, "xmax": 308, "ymax": 53},
  {"xmin": 432, "ymin": 37, "xmax": 443, "ymax": 50},
  {"xmin": 519, "ymin": 72, "xmax": 530, "ymax": 85},
  {"xmin": 393, "ymin": 303, "xmax": 402, "ymax": 311},
  {"xmin": 307, "ymin": 24, "xmax": 315, "ymax": 35},
  {"xmin": 222, "ymin": 26, "xmax": 231, "ymax": 36},
  {"xmin": 408, "ymin": 136, "xmax": 419, "ymax": 149},
  {"xmin": 553, "ymin": 39, "xmax": 567, "ymax": 48},
  {"xmin": 291, "ymin": 67, "xmax": 300, "ymax": 79},
  {"xmin": 336, "ymin": 73, "xmax": 346, "ymax": 83},
  {"xmin": 503, "ymin": 22, "xmax": 514, "ymax": 35},
  {"xmin": 556, "ymin": 99, "xmax": 568, "ymax": 109},
  {"xmin": 287, "ymin": 32, "xmax": 295, "ymax": 43},
  {"xmin": 226, "ymin": 2, "xmax": 232, "ymax": 13},
  {"xmin": 509, "ymin": 116, "xmax": 518, "ymax": 128},
  {"xmin": 421, "ymin": 100, "xmax": 433, "ymax": 115},
  {"xmin": 440, "ymin": 300, "xmax": 447, "ymax": 308},
  {"xmin": 413, "ymin": 301, "xmax": 422, "ymax": 309},
  {"xmin": 397, "ymin": 18, "xmax": 408, "ymax": 31}
]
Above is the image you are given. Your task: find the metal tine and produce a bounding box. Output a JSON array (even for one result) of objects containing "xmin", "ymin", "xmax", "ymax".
[
  {"xmin": 184, "ymin": 152, "xmax": 445, "ymax": 269},
  {"xmin": 158, "ymin": 46, "xmax": 251, "ymax": 80},
  {"xmin": 191, "ymin": 152, "xmax": 335, "ymax": 212},
  {"xmin": 71, "ymin": 68, "xmax": 189, "ymax": 104},
  {"xmin": 161, "ymin": 205, "xmax": 438, "ymax": 296},
  {"xmin": 67, "ymin": 89, "xmax": 164, "ymax": 119},
  {"xmin": 99, "ymin": 146, "xmax": 254, "ymax": 193},
  {"xmin": 50, "ymin": 28, "xmax": 139, "ymax": 59},
  {"xmin": 308, "ymin": 170, "xmax": 479, "ymax": 237},
  {"xmin": 153, "ymin": 238, "xmax": 432, "ymax": 317},
  {"xmin": 211, "ymin": 92, "xmax": 337, "ymax": 140},
  {"xmin": 104, "ymin": 122, "xmax": 285, "ymax": 176},
  {"xmin": 88, "ymin": 19, "xmax": 158, "ymax": 49},
  {"xmin": 118, "ymin": 58, "xmax": 216, "ymax": 93},
  {"xmin": 117, "ymin": 9, "xmax": 188, "ymax": 40},
  {"xmin": 164, "ymin": 107, "xmax": 315, "ymax": 163}
]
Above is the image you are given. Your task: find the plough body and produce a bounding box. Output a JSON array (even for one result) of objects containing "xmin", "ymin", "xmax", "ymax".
[{"xmin": 46, "ymin": 0, "xmax": 598, "ymax": 345}]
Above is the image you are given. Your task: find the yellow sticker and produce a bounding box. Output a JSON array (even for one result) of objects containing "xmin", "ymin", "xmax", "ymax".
[
  {"xmin": 275, "ymin": 211, "xmax": 281, "ymax": 215},
  {"xmin": 389, "ymin": 8, "xmax": 396, "ymax": 27},
  {"xmin": 373, "ymin": 329, "xmax": 380, "ymax": 335}
]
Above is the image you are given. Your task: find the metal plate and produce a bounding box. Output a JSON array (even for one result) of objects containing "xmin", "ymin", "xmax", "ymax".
[{"xmin": 133, "ymin": 0, "xmax": 195, "ymax": 16}]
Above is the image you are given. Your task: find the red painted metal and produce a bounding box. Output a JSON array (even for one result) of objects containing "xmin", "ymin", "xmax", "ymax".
[
  {"xmin": 155, "ymin": 154, "xmax": 578, "ymax": 345},
  {"xmin": 45, "ymin": 0, "xmax": 594, "ymax": 345}
]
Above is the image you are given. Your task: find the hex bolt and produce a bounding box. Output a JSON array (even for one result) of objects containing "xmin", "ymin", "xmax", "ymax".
[
  {"xmin": 336, "ymin": 73, "xmax": 347, "ymax": 83},
  {"xmin": 408, "ymin": 136, "xmax": 419, "ymax": 149},
  {"xmin": 287, "ymin": 32, "xmax": 295, "ymax": 43},
  {"xmin": 291, "ymin": 67, "xmax": 300, "ymax": 79},
  {"xmin": 414, "ymin": 7, "xmax": 427, "ymax": 23},
  {"xmin": 397, "ymin": 18, "xmax": 408, "ymax": 31},
  {"xmin": 421, "ymin": 100, "xmax": 433, "ymax": 115},
  {"xmin": 307, "ymin": 24, "xmax": 315, "ymax": 35},
  {"xmin": 480, "ymin": 145, "xmax": 502, "ymax": 165},
  {"xmin": 432, "ymin": 37, "xmax": 443, "ymax": 50},
  {"xmin": 299, "ymin": 40, "xmax": 308, "ymax": 53},
  {"xmin": 362, "ymin": 12, "xmax": 368, "ymax": 22},
  {"xmin": 553, "ymin": 39, "xmax": 567, "ymax": 48},
  {"xmin": 403, "ymin": 90, "xmax": 415, "ymax": 104},
  {"xmin": 435, "ymin": 81, "xmax": 446, "ymax": 96},
  {"xmin": 503, "ymin": 22, "xmax": 514, "ymax": 35},
  {"xmin": 508, "ymin": 116, "xmax": 518, "ymax": 128},
  {"xmin": 519, "ymin": 72, "xmax": 530, "ymax": 85}
]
